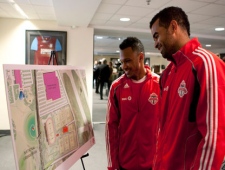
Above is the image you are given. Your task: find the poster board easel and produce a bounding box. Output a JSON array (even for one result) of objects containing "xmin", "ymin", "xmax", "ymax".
[{"xmin": 48, "ymin": 51, "xmax": 89, "ymax": 170}]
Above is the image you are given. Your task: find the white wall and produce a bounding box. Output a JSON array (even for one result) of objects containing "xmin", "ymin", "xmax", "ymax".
[{"xmin": 0, "ymin": 18, "xmax": 94, "ymax": 130}]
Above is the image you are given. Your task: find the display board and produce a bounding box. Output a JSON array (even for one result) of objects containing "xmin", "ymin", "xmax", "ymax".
[{"xmin": 3, "ymin": 64, "xmax": 95, "ymax": 170}]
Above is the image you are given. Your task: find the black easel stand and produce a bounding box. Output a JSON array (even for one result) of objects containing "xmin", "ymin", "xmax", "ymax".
[
  {"xmin": 48, "ymin": 51, "xmax": 58, "ymax": 65},
  {"xmin": 80, "ymin": 153, "xmax": 89, "ymax": 170},
  {"xmin": 48, "ymin": 55, "xmax": 89, "ymax": 169}
]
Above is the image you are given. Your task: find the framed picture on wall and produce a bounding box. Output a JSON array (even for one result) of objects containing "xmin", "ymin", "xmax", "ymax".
[{"xmin": 26, "ymin": 30, "xmax": 67, "ymax": 65}]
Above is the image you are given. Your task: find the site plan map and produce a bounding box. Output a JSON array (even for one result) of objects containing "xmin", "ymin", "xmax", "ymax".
[{"xmin": 3, "ymin": 65, "xmax": 95, "ymax": 170}]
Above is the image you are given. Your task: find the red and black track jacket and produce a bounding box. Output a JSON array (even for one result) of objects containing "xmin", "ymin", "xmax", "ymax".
[
  {"xmin": 153, "ymin": 38, "xmax": 225, "ymax": 170},
  {"xmin": 106, "ymin": 66, "xmax": 160, "ymax": 170}
]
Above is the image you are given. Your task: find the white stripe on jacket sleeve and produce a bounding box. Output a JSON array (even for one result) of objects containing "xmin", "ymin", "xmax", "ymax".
[{"xmin": 192, "ymin": 47, "xmax": 218, "ymax": 170}]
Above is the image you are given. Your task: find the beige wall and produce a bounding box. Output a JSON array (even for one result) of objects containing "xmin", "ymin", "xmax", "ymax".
[
  {"xmin": 0, "ymin": 18, "xmax": 94, "ymax": 130},
  {"xmin": 149, "ymin": 55, "xmax": 170, "ymax": 73}
]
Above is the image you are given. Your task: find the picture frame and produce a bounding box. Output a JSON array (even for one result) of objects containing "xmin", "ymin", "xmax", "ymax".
[{"xmin": 25, "ymin": 30, "xmax": 67, "ymax": 65}]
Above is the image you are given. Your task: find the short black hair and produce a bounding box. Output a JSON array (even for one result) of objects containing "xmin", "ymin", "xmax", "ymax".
[
  {"xmin": 149, "ymin": 6, "xmax": 190, "ymax": 36},
  {"xmin": 119, "ymin": 37, "xmax": 145, "ymax": 56}
]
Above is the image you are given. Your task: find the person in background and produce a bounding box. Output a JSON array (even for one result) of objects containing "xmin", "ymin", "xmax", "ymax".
[
  {"xmin": 105, "ymin": 37, "xmax": 160, "ymax": 170},
  {"xmin": 222, "ymin": 56, "xmax": 225, "ymax": 63},
  {"xmin": 93, "ymin": 60, "xmax": 98, "ymax": 88},
  {"xmin": 98, "ymin": 59, "xmax": 110, "ymax": 100},
  {"xmin": 149, "ymin": 6, "xmax": 225, "ymax": 170},
  {"xmin": 107, "ymin": 61, "xmax": 113, "ymax": 93},
  {"xmin": 94, "ymin": 61, "xmax": 101, "ymax": 93},
  {"xmin": 117, "ymin": 66, "xmax": 124, "ymax": 78}
]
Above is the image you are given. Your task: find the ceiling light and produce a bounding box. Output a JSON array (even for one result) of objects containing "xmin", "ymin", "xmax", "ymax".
[
  {"xmin": 145, "ymin": 52, "xmax": 161, "ymax": 55},
  {"xmin": 116, "ymin": 51, "xmax": 120, "ymax": 53},
  {"xmin": 12, "ymin": 3, "xmax": 28, "ymax": 19},
  {"xmin": 206, "ymin": 44, "xmax": 211, "ymax": 47},
  {"xmin": 120, "ymin": 18, "xmax": 130, "ymax": 22},
  {"xmin": 96, "ymin": 36, "xmax": 103, "ymax": 39},
  {"xmin": 215, "ymin": 27, "xmax": 224, "ymax": 31}
]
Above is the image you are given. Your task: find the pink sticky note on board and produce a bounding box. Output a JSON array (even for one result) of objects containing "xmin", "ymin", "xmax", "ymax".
[
  {"xmin": 43, "ymin": 72, "xmax": 61, "ymax": 100},
  {"xmin": 14, "ymin": 70, "xmax": 22, "ymax": 88}
]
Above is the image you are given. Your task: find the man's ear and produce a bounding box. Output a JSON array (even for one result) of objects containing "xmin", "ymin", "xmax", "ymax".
[
  {"xmin": 169, "ymin": 20, "xmax": 178, "ymax": 33},
  {"xmin": 139, "ymin": 52, "xmax": 144, "ymax": 61}
]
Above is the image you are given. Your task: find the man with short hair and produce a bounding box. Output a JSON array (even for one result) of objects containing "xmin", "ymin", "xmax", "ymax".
[
  {"xmin": 149, "ymin": 6, "xmax": 225, "ymax": 170},
  {"xmin": 99, "ymin": 59, "xmax": 110, "ymax": 100},
  {"xmin": 94, "ymin": 61, "xmax": 101, "ymax": 93},
  {"xmin": 106, "ymin": 37, "xmax": 160, "ymax": 170}
]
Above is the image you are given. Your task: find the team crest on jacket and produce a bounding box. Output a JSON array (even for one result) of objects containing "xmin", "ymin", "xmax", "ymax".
[
  {"xmin": 178, "ymin": 80, "xmax": 188, "ymax": 98},
  {"xmin": 148, "ymin": 93, "xmax": 158, "ymax": 105}
]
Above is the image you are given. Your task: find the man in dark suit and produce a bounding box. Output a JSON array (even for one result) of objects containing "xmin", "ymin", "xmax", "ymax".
[
  {"xmin": 98, "ymin": 59, "xmax": 110, "ymax": 100},
  {"xmin": 94, "ymin": 61, "xmax": 101, "ymax": 93}
]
